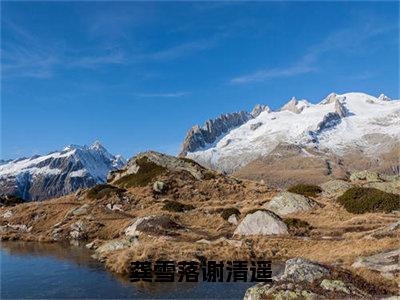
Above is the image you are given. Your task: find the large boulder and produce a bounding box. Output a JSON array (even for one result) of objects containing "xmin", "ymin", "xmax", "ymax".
[
  {"xmin": 279, "ymin": 258, "xmax": 330, "ymax": 283},
  {"xmin": 95, "ymin": 238, "xmax": 138, "ymax": 255},
  {"xmin": 264, "ymin": 192, "xmax": 320, "ymax": 216},
  {"xmin": 320, "ymin": 179, "xmax": 352, "ymax": 197},
  {"xmin": 125, "ymin": 215, "xmax": 184, "ymax": 237},
  {"xmin": 352, "ymin": 248, "xmax": 400, "ymax": 277},
  {"xmin": 234, "ymin": 210, "xmax": 288, "ymax": 236}
]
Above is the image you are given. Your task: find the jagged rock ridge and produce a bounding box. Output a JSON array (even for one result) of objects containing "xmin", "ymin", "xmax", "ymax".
[
  {"xmin": 0, "ymin": 141, "xmax": 125, "ymax": 201},
  {"xmin": 179, "ymin": 104, "xmax": 270, "ymax": 156}
]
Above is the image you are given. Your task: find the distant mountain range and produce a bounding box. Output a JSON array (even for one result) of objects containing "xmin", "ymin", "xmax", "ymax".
[
  {"xmin": 0, "ymin": 141, "xmax": 125, "ymax": 200},
  {"xmin": 181, "ymin": 92, "xmax": 400, "ymax": 187},
  {"xmin": 1, "ymin": 92, "xmax": 399, "ymax": 200}
]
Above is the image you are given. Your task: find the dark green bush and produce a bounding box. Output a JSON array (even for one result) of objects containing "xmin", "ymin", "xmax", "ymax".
[
  {"xmin": 221, "ymin": 207, "xmax": 240, "ymax": 220},
  {"xmin": 284, "ymin": 218, "xmax": 313, "ymax": 236},
  {"xmin": 0, "ymin": 195, "xmax": 24, "ymax": 206},
  {"xmin": 87, "ymin": 184, "xmax": 126, "ymax": 200},
  {"xmin": 114, "ymin": 157, "xmax": 167, "ymax": 188},
  {"xmin": 203, "ymin": 171, "xmax": 217, "ymax": 180},
  {"xmin": 288, "ymin": 184, "xmax": 322, "ymax": 197},
  {"xmin": 337, "ymin": 187, "xmax": 400, "ymax": 214},
  {"xmin": 162, "ymin": 200, "xmax": 195, "ymax": 212}
]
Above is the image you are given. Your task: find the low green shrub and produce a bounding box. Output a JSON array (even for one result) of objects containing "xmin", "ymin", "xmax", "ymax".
[
  {"xmin": 288, "ymin": 184, "xmax": 322, "ymax": 197},
  {"xmin": 162, "ymin": 200, "xmax": 195, "ymax": 212},
  {"xmin": 337, "ymin": 187, "xmax": 400, "ymax": 214},
  {"xmin": 0, "ymin": 195, "xmax": 24, "ymax": 206},
  {"xmin": 221, "ymin": 207, "xmax": 240, "ymax": 220},
  {"xmin": 87, "ymin": 184, "xmax": 126, "ymax": 200},
  {"xmin": 114, "ymin": 157, "xmax": 167, "ymax": 188},
  {"xmin": 284, "ymin": 218, "xmax": 313, "ymax": 236},
  {"xmin": 203, "ymin": 171, "xmax": 217, "ymax": 180}
]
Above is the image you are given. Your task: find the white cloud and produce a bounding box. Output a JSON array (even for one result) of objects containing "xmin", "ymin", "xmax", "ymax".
[
  {"xmin": 135, "ymin": 92, "xmax": 188, "ymax": 98},
  {"xmin": 230, "ymin": 21, "xmax": 397, "ymax": 84}
]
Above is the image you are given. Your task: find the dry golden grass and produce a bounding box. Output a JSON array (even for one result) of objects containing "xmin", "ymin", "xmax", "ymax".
[{"xmin": 1, "ymin": 171, "xmax": 399, "ymax": 291}]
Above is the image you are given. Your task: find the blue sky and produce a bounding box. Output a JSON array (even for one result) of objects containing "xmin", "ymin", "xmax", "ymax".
[{"xmin": 1, "ymin": 1, "xmax": 399, "ymax": 160}]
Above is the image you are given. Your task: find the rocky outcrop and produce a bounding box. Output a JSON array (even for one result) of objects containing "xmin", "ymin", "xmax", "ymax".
[
  {"xmin": 251, "ymin": 104, "xmax": 270, "ymax": 117},
  {"xmin": 352, "ymin": 248, "xmax": 400, "ymax": 277},
  {"xmin": 244, "ymin": 258, "xmax": 372, "ymax": 300},
  {"xmin": 0, "ymin": 141, "xmax": 125, "ymax": 201},
  {"xmin": 321, "ymin": 179, "xmax": 353, "ymax": 197},
  {"xmin": 280, "ymin": 97, "xmax": 310, "ymax": 114},
  {"xmin": 363, "ymin": 181, "xmax": 400, "ymax": 195},
  {"xmin": 350, "ymin": 170, "xmax": 382, "ymax": 182},
  {"xmin": 334, "ymin": 98, "xmax": 347, "ymax": 117},
  {"xmin": 179, "ymin": 103, "xmax": 272, "ymax": 156},
  {"xmin": 94, "ymin": 238, "xmax": 138, "ymax": 255},
  {"xmin": 233, "ymin": 210, "xmax": 288, "ymax": 236},
  {"xmin": 179, "ymin": 111, "xmax": 252, "ymax": 156},
  {"xmin": 125, "ymin": 215, "xmax": 184, "ymax": 237},
  {"xmin": 264, "ymin": 192, "xmax": 320, "ymax": 216},
  {"xmin": 378, "ymin": 94, "xmax": 392, "ymax": 101},
  {"xmin": 108, "ymin": 151, "xmax": 208, "ymax": 183}
]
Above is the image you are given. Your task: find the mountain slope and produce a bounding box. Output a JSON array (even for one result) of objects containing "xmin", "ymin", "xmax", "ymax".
[
  {"xmin": 182, "ymin": 93, "xmax": 400, "ymax": 181},
  {"xmin": 0, "ymin": 141, "xmax": 125, "ymax": 201}
]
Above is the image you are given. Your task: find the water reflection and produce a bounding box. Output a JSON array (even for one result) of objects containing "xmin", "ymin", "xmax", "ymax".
[{"xmin": 1, "ymin": 241, "xmax": 281, "ymax": 299}]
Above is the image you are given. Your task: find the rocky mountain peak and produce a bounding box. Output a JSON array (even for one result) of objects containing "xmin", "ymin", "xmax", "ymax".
[
  {"xmin": 378, "ymin": 94, "xmax": 391, "ymax": 101},
  {"xmin": 0, "ymin": 143, "xmax": 125, "ymax": 201},
  {"xmin": 90, "ymin": 140, "xmax": 106, "ymax": 151},
  {"xmin": 319, "ymin": 92, "xmax": 347, "ymax": 105},
  {"xmin": 280, "ymin": 97, "xmax": 309, "ymax": 114},
  {"xmin": 179, "ymin": 110, "xmax": 252, "ymax": 156},
  {"xmin": 251, "ymin": 104, "xmax": 270, "ymax": 117}
]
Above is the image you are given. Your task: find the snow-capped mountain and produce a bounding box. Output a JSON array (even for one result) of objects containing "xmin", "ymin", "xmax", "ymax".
[
  {"xmin": 179, "ymin": 104, "xmax": 270, "ymax": 156},
  {"xmin": 182, "ymin": 93, "xmax": 400, "ymax": 178},
  {"xmin": 0, "ymin": 141, "xmax": 125, "ymax": 201}
]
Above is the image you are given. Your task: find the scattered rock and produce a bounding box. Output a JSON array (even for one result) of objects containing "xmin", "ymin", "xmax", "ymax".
[
  {"xmin": 321, "ymin": 179, "xmax": 353, "ymax": 197},
  {"xmin": 234, "ymin": 210, "xmax": 288, "ymax": 236},
  {"xmin": 71, "ymin": 204, "xmax": 90, "ymax": 216},
  {"xmin": 106, "ymin": 203, "xmax": 123, "ymax": 212},
  {"xmin": 2, "ymin": 210, "xmax": 13, "ymax": 218},
  {"xmin": 363, "ymin": 220, "xmax": 400, "ymax": 239},
  {"xmin": 320, "ymin": 279, "xmax": 369, "ymax": 297},
  {"xmin": 227, "ymin": 214, "xmax": 239, "ymax": 225},
  {"xmin": 264, "ymin": 192, "xmax": 320, "ymax": 216},
  {"xmin": 95, "ymin": 238, "xmax": 138, "ymax": 255},
  {"xmin": 125, "ymin": 215, "xmax": 183, "ymax": 237},
  {"xmin": 0, "ymin": 224, "xmax": 32, "ymax": 232},
  {"xmin": 250, "ymin": 122, "xmax": 263, "ymax": 131},
  {"xmin": 86, "ymin": 241, "xmax": 96, "ymax": 249},
  {"xmin": 352, "ymin": 248, "xmax": 400, "ymax": 277},
  {"xmin": 153, "ymin": 181, "xmax": 166, "ymax": 193},
  {"xmin": 69, "ymin": 221, "xmax": 86, "ymax": 239},
  {"xmin": 279, "ymin": 257, "xmax": 330, "ymax": 283}
]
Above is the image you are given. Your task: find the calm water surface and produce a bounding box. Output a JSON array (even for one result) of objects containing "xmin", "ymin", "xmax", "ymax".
[{"xmin": 1, "ymin": 241, "xmax": 281, "ymax": 299}]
